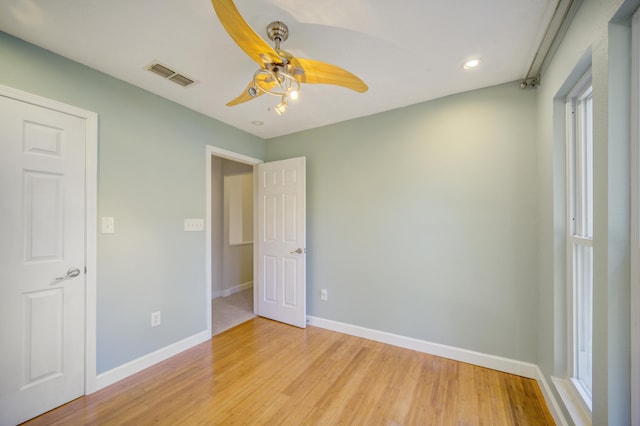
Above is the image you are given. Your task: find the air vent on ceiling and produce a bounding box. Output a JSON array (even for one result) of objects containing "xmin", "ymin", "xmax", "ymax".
[
  {"xmin": 168, "ymin": 73, "xmax": 195, "ymax": 87},
  {"xmin": 147, "ymin": 62, "xmax": 196, "ymax": 87}
]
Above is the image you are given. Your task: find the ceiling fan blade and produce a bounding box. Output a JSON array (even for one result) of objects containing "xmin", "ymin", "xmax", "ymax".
[
  {"xmin": 211, "ymin": 0, "xmax": 280, "ymax": 66},
  {"xmin": 291, "ymin": 58, "xmax": 368, "ymax": 93},
  {"xmin": 226, "ymin": 77, "xmax": 276, "ymax": 106}
]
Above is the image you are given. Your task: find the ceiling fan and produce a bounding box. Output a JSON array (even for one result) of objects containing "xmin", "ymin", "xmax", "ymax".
[{"xmin": 211, "ymin": 0, "xmax": 368, "ymax": 115}]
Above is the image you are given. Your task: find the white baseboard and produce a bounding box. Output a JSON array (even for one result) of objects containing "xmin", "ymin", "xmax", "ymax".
[
  {"xmin": 307, "ymin": 316, "xmax": 537, "ymax": 377},
  {"xmin": 306, "ymin": 315, "xmax": 567, "ymax": 425},
  {"xmin": 538, "ymin": 373, "xmax": 571, "ymax": 425},
  {"xmin": 95, "ymin": 330, "xmax": 210, "ymax": 391},
  {"xmin": 212, "ymin": 281, "xmax": 253, "ymax": 299}
]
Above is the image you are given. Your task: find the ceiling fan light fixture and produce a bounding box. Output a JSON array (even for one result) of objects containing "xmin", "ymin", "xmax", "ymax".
[
  {"xmin": 274, "ymin": 99, "xmax": 288, "ymax": 115},
  {"xmin": 251, "ymin": 67, "xmax": 301, "ymax": 114},
  {"xmin": 253, "ymin": 68, "xmax": 300, "ymax": 97},
  {"xmin": 287, "ymin": 88, "xmax": 299, "ymax": 101}
]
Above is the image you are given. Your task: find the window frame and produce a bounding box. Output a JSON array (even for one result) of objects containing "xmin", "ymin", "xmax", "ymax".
[{"xmin": 565, "ymin": 69, "xmax": 594, "ymax": 414}]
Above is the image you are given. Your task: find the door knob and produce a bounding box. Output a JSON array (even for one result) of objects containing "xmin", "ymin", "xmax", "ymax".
[
  {"xmin": 290, "ymin": 248, "xmax": 306, "ymax": 254},
  {"xmin": 54, "ymin": 267, "xmax": 81, "ymax": 281}
]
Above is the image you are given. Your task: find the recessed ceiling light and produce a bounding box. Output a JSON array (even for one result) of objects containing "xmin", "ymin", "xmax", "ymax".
[
  {"xmin": 251, "ymin": 120, "xmax": 264, "ymax": 126},
  {"xmin": 463, "ymin": 58, "xmax": 481, "ymax": 70}
]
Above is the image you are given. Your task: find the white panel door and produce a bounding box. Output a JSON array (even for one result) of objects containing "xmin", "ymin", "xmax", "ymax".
[
  {"xmin": 257, "ymin": 157, "xmax": 306, "ymax": 328},
  {"xmin": 0, "ymin": 95, "xmax": 86, "ymax": 425}
]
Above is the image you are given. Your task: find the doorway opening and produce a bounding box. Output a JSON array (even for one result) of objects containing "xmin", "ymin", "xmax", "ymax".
[
  {"xmin": 205, "ymin": 146, "xmax": 262, "ymax": 336},
  {"xmin": 212, "ymin": 157, "xmax": 254, "ymax": 334}
]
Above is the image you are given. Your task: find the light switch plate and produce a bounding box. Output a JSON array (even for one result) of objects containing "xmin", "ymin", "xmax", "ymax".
[
  {"xmin": 101, "ymin": 217, "xmax": 115, "ymax": 234},
  {"xmin": 151, "ymin": 311, "xmax": 161, "ymax": 327},
  {"xmin": 184, "ymin": 218, "xmax": 204, "ymax": 231}
]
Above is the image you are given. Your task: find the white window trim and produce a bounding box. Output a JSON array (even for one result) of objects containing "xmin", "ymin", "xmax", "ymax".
[
  {"xmin": 553, "ymin": 68, "xmax": 594, "ymax": 425},
  {"xmin": 630, "ymin": 7, "xmax": 640, "ymax": 426}
]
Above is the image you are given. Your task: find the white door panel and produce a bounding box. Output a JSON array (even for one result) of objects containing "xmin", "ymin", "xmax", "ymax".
[
  {"xmin": 0, "ymin": 95, "xmax": 86, "ymax": 425},
  {"xmin": 257, "ymin": 157, "xmax": 306, "ymax": 328}
]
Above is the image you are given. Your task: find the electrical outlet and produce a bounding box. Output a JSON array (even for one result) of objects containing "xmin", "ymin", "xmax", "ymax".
[
  {"xmin": 184, "ymin": 218, "xmax": 204, "ymax": 231},
  {"xmin": 151, "ymin": 311, "xmax": 161, "ymax": 327},
  {"xmin": 320, "ymin": 289, "xmax": 328, "ymax": 301}
]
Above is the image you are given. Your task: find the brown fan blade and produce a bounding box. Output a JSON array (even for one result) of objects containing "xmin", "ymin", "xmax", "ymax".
[
  {"xmin": 290, "ymin": 58, "xmax": 368, "ymax": 93},
  {"xmin": 211, "ymin": 0, "xmax": 280, "ymax": 66},
  {"xmin": 226, "ymin": 77, "xmax": 276, "ymax": 106}
]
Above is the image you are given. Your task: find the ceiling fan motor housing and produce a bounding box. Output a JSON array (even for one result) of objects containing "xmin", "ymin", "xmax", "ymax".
[{"xmin": 267, "ymin": 21, "xmax": 289, "ymax": 45}]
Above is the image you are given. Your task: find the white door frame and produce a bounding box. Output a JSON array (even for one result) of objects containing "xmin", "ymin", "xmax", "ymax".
[
  {"xmin": 205, "ymin": 145, "xmax": 262, "ymax": 337},
  {"xmin": 0, "ymin": 84, "xmax": 98, "ymax": 394}
]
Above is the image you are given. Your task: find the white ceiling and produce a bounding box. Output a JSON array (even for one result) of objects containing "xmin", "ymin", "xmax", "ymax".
[{"xmin": 0, "ymin": 0, "xmax": 557, "ymax": 139}]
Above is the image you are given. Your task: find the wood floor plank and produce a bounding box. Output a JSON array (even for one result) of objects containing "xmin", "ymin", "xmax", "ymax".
[
  {"xmin": 22, "ymin": 318, "xmax": 555, "ymax": 425},
  {"xmin": 342, "ymin": 345, "xmax": 408, "ymax": 424},
  {"xmin": 378, "ymin": 349, "xmax": 425, "ymax": 424}
]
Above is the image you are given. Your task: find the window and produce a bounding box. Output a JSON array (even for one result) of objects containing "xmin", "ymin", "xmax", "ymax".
[{"xmin": 566, "ymin": 70, "xmax": 593, "ymax": 410}]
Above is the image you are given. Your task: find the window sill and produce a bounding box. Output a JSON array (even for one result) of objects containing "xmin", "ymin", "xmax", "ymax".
[{"xmin": 552, "ymin": 376, "xmax": 592, "ymax": 426}]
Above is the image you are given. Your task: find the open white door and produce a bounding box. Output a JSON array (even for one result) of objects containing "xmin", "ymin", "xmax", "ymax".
[
  {"xmin": 0, "ymin": 94, "xmax": 87, "ymax": 425},
  {"xmin": 256, "ymin": 157, "xmax": 306, "ymax": 328}
]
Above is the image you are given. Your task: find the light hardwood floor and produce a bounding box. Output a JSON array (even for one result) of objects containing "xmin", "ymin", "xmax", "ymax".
[{"xmin": 23, "ymin": 318, "xmax": 555, "ymax": 425}]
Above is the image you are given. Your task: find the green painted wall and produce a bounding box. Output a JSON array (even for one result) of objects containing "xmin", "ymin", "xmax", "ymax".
[
  {"xmin": 267, "ymin": 82, "xmax": 540, "ymax": 363},
  {"xmin": 0, "ymin": 32, "xmax": 265, "ymax": 373}
]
